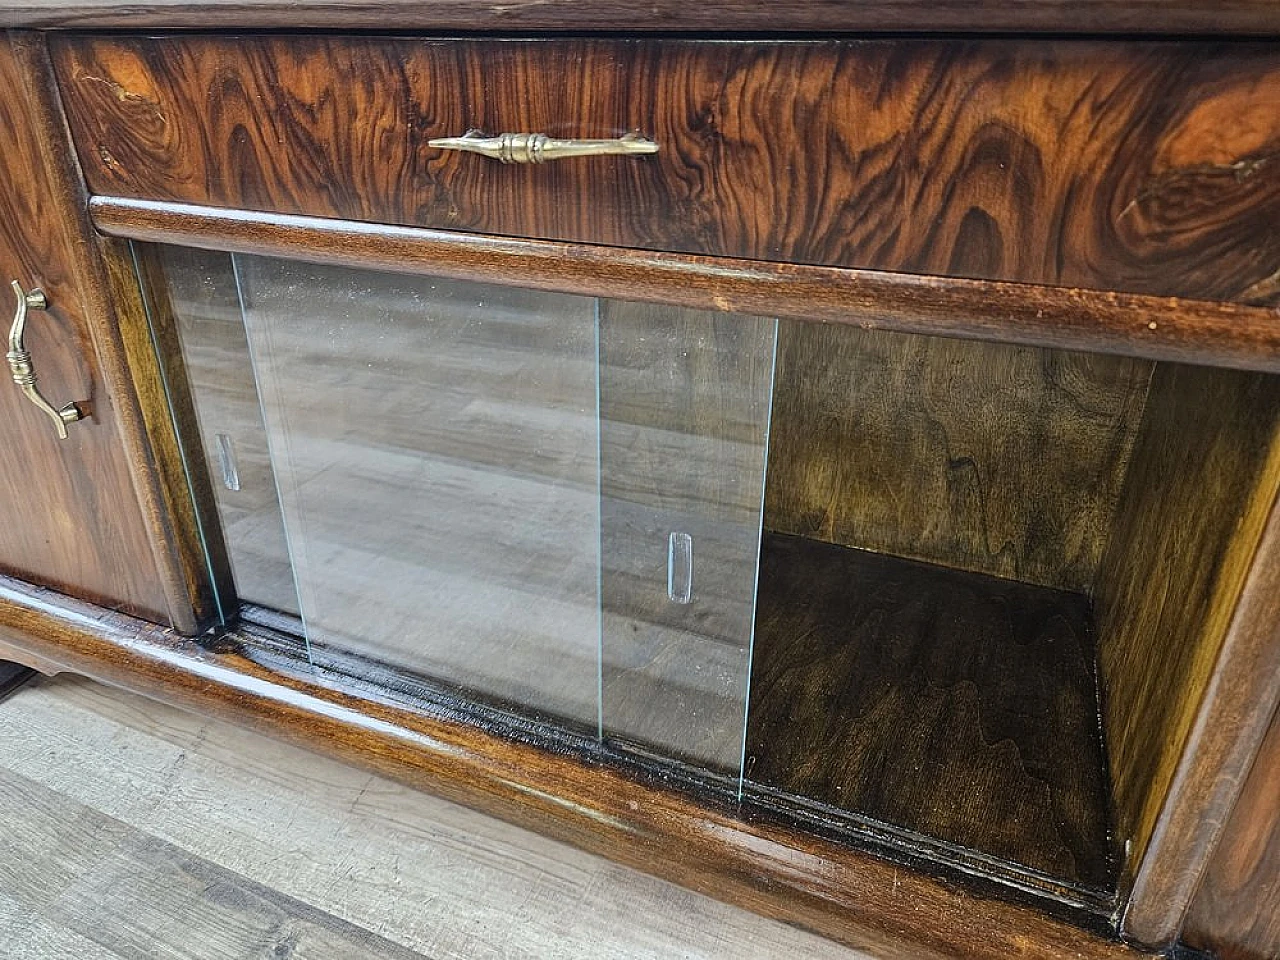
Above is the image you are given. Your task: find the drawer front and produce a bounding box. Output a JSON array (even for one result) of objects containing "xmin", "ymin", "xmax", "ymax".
[{"xmin": 53, "ymin": 35, "xmax": 1280, "ymax": 305}]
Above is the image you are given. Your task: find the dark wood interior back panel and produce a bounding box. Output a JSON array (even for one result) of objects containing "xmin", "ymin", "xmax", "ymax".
[
  {"xmin": 1183, "ymin": 702, "xmax": 1280, "ymax": 960},
  {"xmin": 1093, "ymin": 364, "xmax": 1280, "ymax": 899},
  {"xmin": 52, "ymin": 35, "xmax": 1280, "ymax": 306},
  {"xmin": 763, "ymin": 323, "xmax": 1152, "ymax": 592},
  {"xmin": 0, "ymin": 37, "xmax": 167, "ymax": 621}
]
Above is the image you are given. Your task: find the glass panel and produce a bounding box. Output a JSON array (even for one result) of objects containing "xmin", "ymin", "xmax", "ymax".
[
  {"xmin": 229, "ymin": 255, "xmax": 603, "ymax": 728},
  {"xmin": 157, "ymin": 244, "xmax": 774, "ymax": 775},
  {"xmin": 156, "ymin": 245, "xmax": 301, "ymax": 616},
  {"xmin": 598, "ymin": 302, "xmax": 776, "ymax": 773}
]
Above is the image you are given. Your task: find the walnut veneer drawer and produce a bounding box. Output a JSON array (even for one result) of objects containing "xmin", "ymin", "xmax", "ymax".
[{"xmin": 53, "ymin": 35, "xmax": 1280, "ymax": 305}]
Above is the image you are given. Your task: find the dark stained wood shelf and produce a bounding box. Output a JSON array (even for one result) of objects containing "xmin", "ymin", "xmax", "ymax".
[{"xmin": 746, "ymin": 533, "xmax": 1116, "ymax": 895}]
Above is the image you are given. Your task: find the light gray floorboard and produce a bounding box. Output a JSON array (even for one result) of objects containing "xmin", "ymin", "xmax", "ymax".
[
  {"xmin": 0, "ymin": 675, "xmax": 869, "ymax": 960},
  {"xmin": 0, "ymin": 768, "xmax": 432, "ymax": 959}
]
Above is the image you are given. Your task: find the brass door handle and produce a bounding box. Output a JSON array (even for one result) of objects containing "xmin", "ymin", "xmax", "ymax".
[
  {"xmin": 7, "ymin": 280, "xmax": 86, "ymax": 440},
  {"xmin": 427, "ymin": 130, "xmax": 658, "ymax": 164}
]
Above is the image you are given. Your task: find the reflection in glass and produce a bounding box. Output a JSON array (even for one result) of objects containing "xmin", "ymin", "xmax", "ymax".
[
  {"xmin": 157, "ymin": 245, "xmax": 775, "ymax": 775},
  {"xmin": 233, "ymin": 256, "xmax": 602, "ymax": 728},
  {"xmin": 598, "ymin": 303, "xmax": 776, "ymax": 772},
  {"xmin": 157, "ymin": 246, "xmax": 302, "ymax": 616}
]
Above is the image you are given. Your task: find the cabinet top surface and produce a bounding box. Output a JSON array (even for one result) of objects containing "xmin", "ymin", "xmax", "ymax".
[{"xmin": 2, "ymin": 0, "xmax": 1278, "ymax": 35}]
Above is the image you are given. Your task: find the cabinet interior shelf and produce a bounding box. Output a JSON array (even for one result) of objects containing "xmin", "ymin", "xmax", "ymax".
[{"xmin": 746, "ymin": 532, "xmax": 1114, "ymax": 897}]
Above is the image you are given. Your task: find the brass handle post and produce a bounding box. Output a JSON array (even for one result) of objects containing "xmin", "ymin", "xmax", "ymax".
[
  {"xmin": 7, "ymin": 280, "xmax": 85, "ymax": 440},
  {"xmin": 428, "ymin": 130, "xmax": 658, "ymax": 164}
]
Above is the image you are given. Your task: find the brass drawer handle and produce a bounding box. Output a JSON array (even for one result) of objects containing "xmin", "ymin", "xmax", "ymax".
[
  {"xmin": 428, "ymin": 130, "xmax": 658, "ymax": 164},
  {"xmin": 7, "ymin": 281, "xmax": 85, "ymax": 440}
]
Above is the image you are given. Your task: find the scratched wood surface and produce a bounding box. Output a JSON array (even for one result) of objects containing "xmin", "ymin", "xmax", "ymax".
[
  {"xmin": 764, "ymin": 322, "xmax": 1152, "ymax": 592},
  {"xmin": 52, "ymin": 35, "xmax": 1280, "ymax": 306},
  {"xmin": 0, "ymin": 673, "xmax": 870, "ymax": 960}
]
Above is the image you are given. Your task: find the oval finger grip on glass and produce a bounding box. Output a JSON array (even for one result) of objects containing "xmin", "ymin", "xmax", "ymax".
[
  {"xmin": 427, "ymin": 130, "xmax": 658, "ymax": 164},
  {"xmin": 7, "ymin": 280, "xmax": 86, "ymax": 439},
  {"xmin": 668, "ymin": 531, "xmax": 694, "ymax": 605}
]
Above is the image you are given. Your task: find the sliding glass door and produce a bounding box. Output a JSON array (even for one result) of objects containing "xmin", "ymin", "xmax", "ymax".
[{"xmin": 149, "ymin": 245, "xmax": 776, "ymax": 775}]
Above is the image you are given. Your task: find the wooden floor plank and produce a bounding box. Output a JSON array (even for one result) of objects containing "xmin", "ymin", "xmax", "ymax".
[
  {"xmin": 0, "ymin": 767, "xmax": 435, "ymax": 960},
  {"xmin": 0, "ymin": 889, "xmax": 123, "ymax": 960},
  {"xmin": 0, "ymin": 675, "xmax": 870, "ymax": 960}
]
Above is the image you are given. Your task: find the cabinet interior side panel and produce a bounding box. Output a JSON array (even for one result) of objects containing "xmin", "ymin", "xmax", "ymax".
[
  {"xmin": 1093, "ymin": 362, "xmax": 1280, "ymax": 893},
  {"xmin": 763, "ymin": 322, "xmax": 1153, "ymax": 592}
]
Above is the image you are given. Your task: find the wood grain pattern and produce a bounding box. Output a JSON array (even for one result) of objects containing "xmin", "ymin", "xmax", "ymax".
[
  {"xmin": 0, "ymin": 766, "xmax": 438, "ymax": 960},
  {"xmin": 0, "ymin": 37, "xmax": 169, "ymax": 622},
  {"xmin": 1118, "ymin": 434, "xmax": 1280, "ymax": 945},
  {"xmin": 0, "ymin": 575, "xmax": 1156, "ymax": 960},
  {"xmin": 7, "ymin": 0, "xmax": 1280, "ymax": 33},
  {"xmin": 1183, "ymin": 703, "xmax": 1280, "ymax": 960},
  {"xmin": 11, "ymin": 33, "xmax": 224, "ymax": 633},
  {"xmin": 764, "ymin": 323, "xmax": 1151, "ymax": 592},
  {"xmin": 54, "ymin": 36, "xmax": 1280, "ymax": 306},
  {"xmin": 91, "ymin": 199, "xmax": 1280, "ymax": 374},
  {"xmin": 0, "ymin": 676, "xmax": 869, "ymax": 960},
  {"xmin": 1092, "ymin": 363, "xmax": 1280, "ymax": 941},
  {"xmin": 746, "ymin": 533, "xmax": 1113, "ymax": 893}
]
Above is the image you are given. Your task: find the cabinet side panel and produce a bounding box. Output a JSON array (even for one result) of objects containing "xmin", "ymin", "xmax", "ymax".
[
  {"xmin": 1184, "ymin": 702, "xmax": 1280, "ymax": 960},
  {"xmin": 1094, "ymin": 364, "xmax": 1280, "ymax": 924},
  {"xmin": 0, "ymin": 35, "xmax": 168, "ymax": 620}
]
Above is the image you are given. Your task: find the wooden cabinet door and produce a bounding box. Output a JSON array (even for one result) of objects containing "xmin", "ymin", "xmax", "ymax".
[{"xmin": 0, "ymin": 35, "xmax": 171, "ymax": 624}]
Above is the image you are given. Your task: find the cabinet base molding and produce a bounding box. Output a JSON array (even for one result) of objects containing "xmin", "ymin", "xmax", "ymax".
[{"xmin": 0, "ymin": 574, "xmax": 1155, "ymax": 960}]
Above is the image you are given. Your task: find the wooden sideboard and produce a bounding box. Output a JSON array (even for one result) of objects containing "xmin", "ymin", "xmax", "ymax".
[{"xmin": 0, "ymin": 8, "xmax": 1277, "ymax": 958}]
